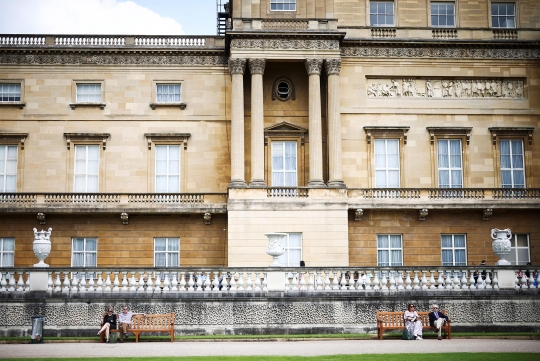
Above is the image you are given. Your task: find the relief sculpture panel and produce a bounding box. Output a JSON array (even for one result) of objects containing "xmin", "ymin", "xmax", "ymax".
[{"xmin": 366, "ymin": 78, "xmax": 524, "ymax": 99}]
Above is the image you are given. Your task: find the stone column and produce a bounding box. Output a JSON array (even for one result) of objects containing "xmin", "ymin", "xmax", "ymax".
[
  {"xmin": 305, "ymin": 58, "xmax": 326, "ymax": 187},
  {"xmin": 326, "ymin": 58, "xmax": 345, "ymax": 188},
  {"xmin": 249, "ymin": 58, "xmax": 267, "ymax": 187},
  {"xmin": 229, "ymin": 58, "xmax": 247, "ymax": 188}
]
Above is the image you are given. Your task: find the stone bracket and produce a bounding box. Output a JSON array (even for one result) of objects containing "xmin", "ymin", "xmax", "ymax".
[
  {"xmin": 37, "ymin": 213, "xmax": 46, "ymax": 225},
  {"xmin": 204, "ymin": 212, "xmax": 211, "ymax": 225},
  {"xmin": 354, "ymin": 209, "xmax": 363, "ymax": 221},
  {"xmin": 419, "ymin": 208, "xmax": 428, "ymax": 221},
  {"xmin": 483, "ymin": 208, "xmax": 493, "ymax": 221},
  {"xmin": 121, "ymin": 212, "xmax": 129, "ymax": 225}
]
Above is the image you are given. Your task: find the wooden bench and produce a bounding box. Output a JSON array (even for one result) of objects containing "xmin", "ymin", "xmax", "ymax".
[
  {"xmin": 100, "ymin": 312, "xmax": 175, "ymax": 342},
  {"xmin": 376, "ymin": 310, "xmax": 451, "ymax": 340}
]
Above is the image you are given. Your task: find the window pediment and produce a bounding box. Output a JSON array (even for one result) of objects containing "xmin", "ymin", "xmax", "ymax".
[
  {"xmin": 0, "ymin": 132, "xmax": 28, "ymax": 149},
  {"xmin": 426, "ymin": 127, "xmax": 472, "ymax": 144},
  {"xmin": 144, "ymin": 133, "xmax": 191, "ymax": 150},
  {"xmin": 363, "ymin": 126, "xmax": 409, "ymax": 144},
  {"xmin": 264, "ymin": 122, "xmax": 307, "ymax": 145},
  {"xmin": 488, "ymin": 127, "xmax": 534, "ymax": 145},
  {"xmin": 64, "ymin": 133, "xmax": 110, "ymax": 150}
]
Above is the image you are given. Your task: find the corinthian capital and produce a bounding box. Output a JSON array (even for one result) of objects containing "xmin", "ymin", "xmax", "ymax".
[
  {"xmin": 229, "ymin": 58, "xmax": 247, "ymax": 75},
  {"xmin": 325, "ymin": 58, "xmax": 342, "ymax": 75},
  {"xmin": 248, "ymin": 58, "xmax": 266, "ymax": 75},
  {"xmin": 305, "ymin": 58, "xmax": 323, "ymax": 75}
]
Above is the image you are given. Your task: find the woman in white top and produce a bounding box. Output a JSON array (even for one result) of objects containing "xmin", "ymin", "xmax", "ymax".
[{"xmin": 404, "ymin": 304, "xmax": 423, "ymax": 340}]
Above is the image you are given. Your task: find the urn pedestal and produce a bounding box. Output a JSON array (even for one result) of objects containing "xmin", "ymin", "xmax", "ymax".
[
  {"xmin": 33, "ymin": 228, "xmax": 52, "ymax": 267},
  {"xmin": 265, "ymin": 233, "xmax": 287, "ymax": 267}
]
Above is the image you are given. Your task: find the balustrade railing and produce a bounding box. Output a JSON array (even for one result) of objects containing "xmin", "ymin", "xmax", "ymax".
[
  {"xmin": 44, "ymin": 194, "xmax": 120, "ymax": 203},
  {"xmin": 267, "ymin": 187, "xmax": 309, "ymax": 198},
  {"xmin": 262, "ymin": 20, "xmax": 309, "ymax": 30},
  {"xmin": 1, "ymin": 266, "xmax": 537, "ymax": 295}
]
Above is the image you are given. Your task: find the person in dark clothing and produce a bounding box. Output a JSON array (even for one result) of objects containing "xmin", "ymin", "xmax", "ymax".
[
  {"xmin": 429, "ymin": 304, "xmax": 450, "ymax": 340},
  {"xmin": 97, "ymin": 306, "xmax": 117, "ymax": 343}
]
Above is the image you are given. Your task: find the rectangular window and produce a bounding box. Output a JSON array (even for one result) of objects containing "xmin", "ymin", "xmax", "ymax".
[
  {"xmin": 272, "ymin": 141, "xmax": 297, "ymax": 187},
  {"xmin": 0, "ymin": 84, "xmax": 21, "ymax": 102},
  {"xmin": 375, "ymin": 139, "xmax": 399, "ymax": 188},
  {"xmin": 271, "ymin": 0, "xmax": 296, "ymax": 11},
  {"xmin": 441, "ymin": 234, "xmax": 466, "ymax": 266},
  {"xmin": 277, "ymin": 233, "xmax": 302, "ymax": 267},
  {"xmin": 154, "ymin": 238, "xmax": 180, "ymax": 267},
  {"xmin": 76, "ymin": 84, "xmax": 101, "ymax": 102},
  {"xmin": 438, "ymin": 139, "xmax": 462, "ymax": 188},
  {"xmin": 370, "ymin": 1, "xmax": 395, "ymax": 26},
  {"xmin": 431, "ymin": 2, "xmax": 455, "ymax": 27},
  {"xmin": 74, "ymin": 145, "xmax": 99, "ymax": 192},
  {"xmin": 492, "ymin": 2, "xmax": 516, "ymax": 28},
  {"xmin": 156, "ymin": 84, "xmax": 181, "ymax": 103},
  {"xmin": 71, "ymin": 238, "xmax": 97, "ymax": 267},
  {"xmin": 0, "ymin": 238, "xmax": 15, "ymax": 267},
  {"xmin": 377, "ymin": 235, "xmax": 402, "ymax": 266},
  {"xmin": 0, "ymin": 145, "xmax": 17, "ymax": 192},
  {"xmin": 507, "ymin": 234, "xmax": 530, "ymax": 265},
  {"xmin": 155, "ymin": 145, "xmax": 180, "ymax": 192},
  {"xmin": 500, "ymin": 139, "xmax": 525, "ymax": 188}
]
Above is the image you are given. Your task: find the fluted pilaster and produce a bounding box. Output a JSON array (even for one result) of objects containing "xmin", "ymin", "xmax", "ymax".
[
  {"xmin": 248, "ymin": 58, "xmax": 267, "ymax": 187},
  {"xmin": 305, "ymin": 58, "xmax": 325, "ymax": 187},
  {"xmin": 326, "ymin": 58, "xmax": 345, "ymax": 188},
  {"xmin": 229, "ymin": 58, "xmax": 247, "ymax": 188}
]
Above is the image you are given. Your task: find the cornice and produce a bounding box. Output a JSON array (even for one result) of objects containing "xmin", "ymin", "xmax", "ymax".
[
  {"xmin": 341, "ymin": 40, "xmax": 540, "ymax": 59},
  {"xmin": 0, "ymin": 50, "xmax": 228, "ymax": 66}
]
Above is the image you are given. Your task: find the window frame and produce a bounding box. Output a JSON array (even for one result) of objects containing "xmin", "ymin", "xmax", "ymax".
[
  {"xmin": 0, "ymin": 144, "xmax": 19, "ymax": 193},
  {"xmin": 0, "ymin": 80, "xmax": 25, "ymax": 109},
  {"xmin": 0, "ymin": 133, "xmax": 28, "ymax": 192},
  {"xmin": 437, "ymin": 139, "xmax": 463, "ymax": 188},
  {"xmin": 277, "ymin": 233, "xmax": 302, "ymax": 267},
  {"xmin": 73, "ymin": 144, "xmax": 100, "ymax": 193},
  {"xmin": 364, "ymin": 127, "xmax": 408, "ymax": 188},
  {"xmin": 377, "ymin": 234, "xmax": 403, "ymax": 267},
  {"xmin": 499, "ymin": 139, "xmax": 525, "ymax": 188},
  {"xmin": 154, "ymin": 237, "xmax": 180, "ymax": 267},
  {"xmin": 369, "ymin": 0, "xmax": 396, "ymax": 27},
  {"xmin": 71, "ymin": 237, "xmax": 98, "ymax": 268},
  {"xmin": 427, "ymin": 127, "xmax": 471, "ymax": 188},
  {"xmin": 0, "ymin": 238, "xmax": 15, "ymax": 267},
  {"xmin": 271, "ymin": 140, "xmax": 298, "ymax": 187},
  {"xmin": 70, "ymin": 80, "xmax": 105, "ymax": 109},
  {"xmin": 270, "ymin": 0, "xmax": 297, "ymax": 12},
  {"xmin": 441, "ymin": 234, "xmax": 467, "ymax": 266},
  {"xmin": 145, "ymin": 133, "xmax": 191, "ymax": 193},
  {"xmin": 64, "ymin": 133, "xmax": 109, "ymax": 193},
  {"xmin": 150, "ymin": 80, "xmax": 186, "ymax": 110},
  {"xmin": 507, "ymin": 233, "xmax": 530, "ymax": 265},
  {"xmin": 430, "ymin": 1, "xmax": 457, "ymax": 28},
  {"xmin": 489, "ymin": 127, "xmax": 533, "ymax": 188},
  {"xmin": 155, "ymin": 144, "xmax": 181, "ymax": 193},
  {"xmin": 489, "ymin": 1, "xmax": 518, "ymax": 29}
]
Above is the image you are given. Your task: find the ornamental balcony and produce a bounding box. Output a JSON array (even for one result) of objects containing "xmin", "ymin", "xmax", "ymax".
[{"xmin": 1, "ymin": 266, "xmax": 537, "ymax": 296}]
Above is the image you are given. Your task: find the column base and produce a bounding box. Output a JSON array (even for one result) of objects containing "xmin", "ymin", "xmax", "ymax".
[
  {"xmin": 229, "ymin": 180, "xmax": 248, "ymax": 188},
  {"xmin": 307, "ymin": 179, "xmax": 327, "ymax": 188},
  {"xmin": 327, "ymin": 180, "xmax": 346, "ymax": 188},
  {"xmin": 249, "ymin": 179, "xmax": 267, "ymax": 188}
]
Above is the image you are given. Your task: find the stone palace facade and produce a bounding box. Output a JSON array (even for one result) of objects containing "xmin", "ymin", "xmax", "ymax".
[{"xmin": 0, "ymin": 0, "xmax": 539, "ymax": 270}]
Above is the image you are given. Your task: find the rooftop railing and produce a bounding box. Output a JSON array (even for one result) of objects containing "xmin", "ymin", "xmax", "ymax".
[{"xmin": 1, "ymin": 266, "xmax": 537, "ymax": 295}]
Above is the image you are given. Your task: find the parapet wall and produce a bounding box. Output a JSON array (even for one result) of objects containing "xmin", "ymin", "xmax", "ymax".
[{"xmin": 1, "ymin": 290, "xmax": 539, "ymax": 337}]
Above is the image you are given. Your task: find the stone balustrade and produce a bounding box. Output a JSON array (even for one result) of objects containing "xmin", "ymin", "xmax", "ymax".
[{"xmin": 1, "ymin": 266, "xmax": 537, "ymax": 295}]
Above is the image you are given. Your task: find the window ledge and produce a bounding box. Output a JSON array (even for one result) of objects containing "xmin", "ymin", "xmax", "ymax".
[
  {"xmin": 69, "ymin": 102, "xmax": 106, "ymax": 110},
  {"xmin": 150, "ymin": 102, "xmax": 187, "ymax": 110},
  {"xmin": 0, "ymin": 102, "xmax": 26, "ymax": 109}
]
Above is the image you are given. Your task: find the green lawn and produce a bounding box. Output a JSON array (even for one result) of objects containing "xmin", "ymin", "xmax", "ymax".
[{"xmin": 1, "ymin": 354, "xmax": 539, "ymax": 361}]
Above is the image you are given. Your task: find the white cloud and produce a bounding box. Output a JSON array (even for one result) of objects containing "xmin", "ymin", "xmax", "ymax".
[{"xmin": 0, "ymin": 0, "xmax": 185, "ymax": 35}]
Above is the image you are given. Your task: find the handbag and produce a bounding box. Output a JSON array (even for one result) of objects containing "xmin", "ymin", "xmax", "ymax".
[{"xmin": 402, "ymin": 328, "xmax": 412, "ymax": 340}]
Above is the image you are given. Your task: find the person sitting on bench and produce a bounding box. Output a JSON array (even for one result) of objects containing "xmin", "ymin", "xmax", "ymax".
[
  {"xmin": 429, "ymin": 304, "xmax": 450, "ymax": 340},
  {"xmin": 118, "ymin": 305, "xmax": 145, "ymax": 343}
]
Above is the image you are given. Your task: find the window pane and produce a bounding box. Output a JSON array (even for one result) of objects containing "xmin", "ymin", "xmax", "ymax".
[
  {"xmin": 377, "ymin": 235, "xmax": 389, "ymax": 248},
  {"xmin": 155, "ymin": 238, "xmax": 166, "ymax": 251},
  {"xmin": 516, "ymin": 234, "xmax": 528, "ymax": 247},
  {"xmin": 441, "ymin": 235, "xmax": 452, "ymax": 248}
]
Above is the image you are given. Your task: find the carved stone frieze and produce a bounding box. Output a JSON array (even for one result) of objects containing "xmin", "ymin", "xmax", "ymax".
[
  {"xmin": 325, "ymin": 59, "xmax": 342, "ymax": 75},
  {"xmin": 228, "ymin": 58, "xmax": 246, "ymax": 75},
  {"xmin": 0, "ymin": 53, "xmax": 228, "ymax": 66},
  {"xmin": 341, "ymin": 46, "xmax": 540, "ymax": 60},
  {"xmin": 305, "ymin": 58, "xmax": 323, "ymax": 75},
  {"xmin": 231, "ymin": 38, "xmax": 339, "ymax": 50},
  {"xmin": 366, "ymin": 78, "xmax": 524, "ymax": 99},
  {"xmin": 248, "ymin": 58, "xmax": 266, "ymax": 75}
]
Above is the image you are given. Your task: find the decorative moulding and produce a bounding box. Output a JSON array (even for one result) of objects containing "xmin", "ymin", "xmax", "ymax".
[
  {"xmin": 363, "ymin": 126, "xmax": 409, "ymax": 145},
  {"xmin": 69, "ymin": 102, "xmax": 106, "ymax": 110},
  {"xmin": 149, "ymin": 102, "xmax": 187, "ymax": 110},
  {"xmin": 63, "ymin": 133, "xmax": 110, "ymax": 150},
  {"xmin": 419, "ymin": 208, "xmax": 429, "ymax": 221},
  {"xmin": 0, "ymin": 132, "xmax": 28, "ymax": 149},
  {"xmin": 144, "ymin": 133, "xmax": 191, "ymax": 150},
  {"xmin": 488, "ymin": 127, "xmax": 534, "ymax": 145},
  {"xmin": 426, "ymin": 127, "xmax": 473, "ymax": 145},
  {"xmin": 483, "ymin": 208, "xmax": 493, "ymax": 221},
  {"xmin": 264, "ymin": 122, "xmax": 308, "ymax": 145}
]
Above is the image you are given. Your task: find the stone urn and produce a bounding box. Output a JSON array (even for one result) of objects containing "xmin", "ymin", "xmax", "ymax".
[
  {"xmin": 33, "ymin": 227, "xmax": 52, "ymax": 267},
  {"xmin": 491, "ymin": 228, "xmax": 512, "ymax": 265},
  {"xmin": 265, "ymin": 233, "xmax": 287, "ymax": 267}
]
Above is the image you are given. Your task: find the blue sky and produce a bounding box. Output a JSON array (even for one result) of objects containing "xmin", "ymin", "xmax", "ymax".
[{"xmin": 0, "ymin": 0, "xmax": 218, "ymax": 35}]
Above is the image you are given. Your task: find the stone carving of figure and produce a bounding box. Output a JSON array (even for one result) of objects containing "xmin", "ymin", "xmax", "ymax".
[
  {"xmin": 515, "ymin": 81, "xmax": 523, "ymax": 98},
  {"xmin": 381, "ymin": 82, "xmax": 391, "ymax": 96},
  {"xmin": 454, "ymin": 81, "xmax": 462, "ymax": 98},
  {"xmin": 491, "ymin": 80, "xmax": 500, "ymax": 97},
  {"xmin": 471, "ymin": 81, "xmax": 479, "ymax": 97},
  {"xmin": 476, "ymin": 80, "xmax": 485, "ymax": 97},
  {"xmin": 503, "ymin": 81, "xmax": 514, "ymax": 97},
  {"xmin": 403, "ymin": 79, "xmax": 416, "ymax": 97},
  {"xmin": 426, "ymin": 80, "xmax": 434, "ymax": 98},
  {"xmin": 461, "ymin": 80, "xmax": 471, "ymax": 97},
  {"xmin": 367, "ymin": 82, "xmax": 378, "ymax": 97},
  {"xmin": 33, "ymin": 227, "xmax": 52, "ymax": 241},
  {"xmin": 390, "ymin": 79, "xmax": 401, "ymax": 97}
]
